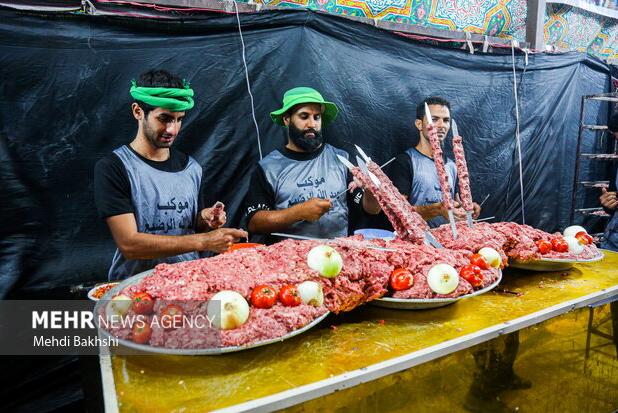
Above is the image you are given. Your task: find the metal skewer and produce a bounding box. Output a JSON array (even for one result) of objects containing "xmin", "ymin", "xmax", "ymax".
[{"xmin": 479, "ymin": 193, "xmax": 490, "ymax": 208}]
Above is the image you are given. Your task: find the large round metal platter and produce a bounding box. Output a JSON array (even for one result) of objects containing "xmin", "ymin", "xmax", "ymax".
[
  {"xmin": 508, "ymin": 250, "xmax": 604, "ymax": 272},
  {"xmin": 94, "ymin": 269, "xmax": 330, "ymax": 355},
  {"xmin": 370, "ymin": 269, "xmax": 502, "ymax": 310}
]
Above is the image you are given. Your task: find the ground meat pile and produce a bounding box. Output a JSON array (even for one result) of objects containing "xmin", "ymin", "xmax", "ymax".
[
  {"xmin": 102, "ymin": 235, "xmax": 502, "ymax": 349},
  {"xmin": 431, "ymin": 221, "xmax": 600, "ymax": 262},
  {"xmin": 384, "ymin": 240, "xmax": 498, "ymax": 299}
]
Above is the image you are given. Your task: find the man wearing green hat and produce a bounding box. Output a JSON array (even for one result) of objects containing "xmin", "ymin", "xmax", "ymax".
[
  {"xmin": 94, "ymin": 69, "xmax": 247, "ymax": 280},
  {"xmin": 244, "ymin": 87, "xmax": 380, "ymax": 241}
]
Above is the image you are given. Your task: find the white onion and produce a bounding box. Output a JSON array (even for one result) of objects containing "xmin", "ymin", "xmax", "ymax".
[
  {"xmin": 427, "ymin": 264, "xmax": 459, "ymax": 294},
  {"xmin": 564, "ymin": 236, "xmax": 584, "ymax": 255},
  {"xmin": 106, "ymin": 294, "xmax": 132, "ymax": 317},
  {"xmin": 563, "ymin": 225, "xmax": 586, "ymax": 238},
  {"xmin": 207, "ymin": 291, "xmax": 250, "ymax": 330},
  {"xmin": 297, "ymin": 281, "xmax": 324, "ymax": 307},
  {"xmin": 478, "ymin": 247, "xmax": 501, "ymax": 268},
  {"xmin": 307, "ymin": 245, "xmax": 343, "ymax": 278}
]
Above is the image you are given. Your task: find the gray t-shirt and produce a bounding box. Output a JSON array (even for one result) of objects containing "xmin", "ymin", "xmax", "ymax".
[
  {"xmin": 405, "ymin": 147, "xmax": 457, "ymax": 228},
  {"xmin": 106, "ymin": 145, "xmax": 202, "ymax": 280},
  {"xmin": 244, "ymin": 144, "xmax": 356, "ymax": 240}
]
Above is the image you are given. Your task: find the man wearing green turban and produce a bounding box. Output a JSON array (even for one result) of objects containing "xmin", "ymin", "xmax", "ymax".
[
  {"xmin": 243, "ymin": 87, "xmax": 380, "ymax": 242},
  {"xmin": 94, "ymin": 69, "xmax": 247, "ymax": 280}
]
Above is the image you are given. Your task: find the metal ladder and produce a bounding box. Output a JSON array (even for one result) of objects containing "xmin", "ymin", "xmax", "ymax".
[{"xmin": 570, "ymin": 93, "xmax": 618, "ymax": 237}]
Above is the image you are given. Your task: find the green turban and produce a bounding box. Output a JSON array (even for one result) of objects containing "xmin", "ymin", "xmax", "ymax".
[{"xmin": 129, "ymin": 79, "xmax": 195, "ymax": 111}]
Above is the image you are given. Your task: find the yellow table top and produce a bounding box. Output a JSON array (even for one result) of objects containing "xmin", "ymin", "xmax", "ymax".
[{"xmin": 109, "ymin": 250, "xmax": 618, "ymax": 412}]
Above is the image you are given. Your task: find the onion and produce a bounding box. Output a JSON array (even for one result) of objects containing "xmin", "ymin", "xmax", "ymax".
[
  {"xmin": 478, "ymin": 247, "xmax": 501, "ymax": 268},
  {"xmin": 427, "ymin": 264, "xmax": 459, "ymax": 294},
  {"xmin": 564, "ymin": 236, "xmax": 584, "ymax": 255},
  {"xmin": 563, "ymin": 225, "xmax": 586, "ymax": 238},
  {"xmin": 106, "ymin": 294, "xmax": 132, "ymax": 317},
  {"xmin": 207, "ymin": 291, "xmax": 250, "ymax": 330},
  {"xmin": 297, "ymin": 281, "xmax": 324, "ymax": 307},
  {"xmin": 307, "ymin": 245, "xmax": 343, "ymax": 278}
]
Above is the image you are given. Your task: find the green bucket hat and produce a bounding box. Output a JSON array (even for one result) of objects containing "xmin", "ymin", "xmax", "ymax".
[{"xmin": 270, "ymin": 87, "xmax": 339, "ymax": 127}]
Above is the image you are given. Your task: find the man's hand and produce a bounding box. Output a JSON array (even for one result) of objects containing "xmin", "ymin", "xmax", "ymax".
[
  {"xmin": 440, "ymin": 201, "xmax": 467, "ymax": 221},
  {"xmin": 196, "ymin": 228, "xmax": 248, "ymax": 253},
  {"xmin": 200, "ymin": 202, "xmax": 226, "ymax": 229},
  {"xmin": 600, "ymin": 187, "xmax": 618, "ymax": 210},
  {"xmin": 347, "ymin": 178, "xmax": 362, "ymax": 193},
  {"xmin": 297, "ymin": 198, "xmax": 332, "ymax": 222},
  {"xmin": 472, "ymin": 202, "xmax": 481, "ymax": 219}
]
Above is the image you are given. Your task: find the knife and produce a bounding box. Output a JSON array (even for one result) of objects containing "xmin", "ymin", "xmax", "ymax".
[
  {"xmin": 271, "ymin": 233, "xmax": 395, "ymax": 251},
  {"xmin": 356, "ymin": 156, "xmax": 381, "ymax": 187},
  {"xmin": 334, "ymin": 155, "xmax": 356, "ymax": 198},
  {"xmin": 451, "ymin": 118, "xmax": 459, "ymax": 139},
  {"xmin": 336, "ymin": 154, "xmax": 355, "ymax": 172},
  {"xmin": 474, "ymin": 216, "xmax": 495, "ymax": 223},
  {"xmin": 272, "ymin": 233, "xmax": 328, "ymax": 241},
  {"xmin": 465, "ymin": 212, "xmax": 474, "ymax": 228},
  {"xmin": 424, "ymin": 102, "xmax": 433, "ymax": 126},
  {"xmin": 355, "ymin": 144, "xmax": 371, "ymax": 162},
  {"xmin": 424, "ymin": 231, "xmax": 444, "ymax": 249},
  {"xmin": 447, "ymin": 209, "xmax": 458, "ymax": 240}
]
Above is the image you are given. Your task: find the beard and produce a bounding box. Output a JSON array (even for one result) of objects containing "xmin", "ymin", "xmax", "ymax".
[
  {"xmin": 287, "ymin": 123, "xmax": 324, "ymax": 152},
  {"xmin": 143, "ymin": 119, "xmax": 174, "ymax": 149}
]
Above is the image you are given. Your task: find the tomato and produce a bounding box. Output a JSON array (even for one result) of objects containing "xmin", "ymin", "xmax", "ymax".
[
  {"xmin": 469, "ymin": 254, "xmax": 489, "ymax": 270},
  {"xmin": 575, "ymin": 231, "xmax": 593, "ymax": 246},
  {"xmin": 160, "ymin": 304, "xmax": 184, "ymax": 330},
  {"xmin": 132, "ymin": 292, "xmax": 154, "ymax": 314},
  {"xmin": 551, "ymin": 237, "xmax": 569, "ymax": 253},
  {"xmin": 459, "ymin": 265, "xmax": 483, "ymax": 288},
  {"xmin": 536, "ymin": 240, "xmax": 552, "ymax": 254},
  {"xmin": 389, "ymin": 268, "xmax": 414, "ymax": 291},
  {"xmin": 250, "ymin": 285, "xmax": 278, "ymax": 309},
  {"xmin": 131, "ymin": 318, "xmax": 152, "ymax": 344},
  {"xmin": 278, "ymin": 285, "xmax": 301, "ymax": 307}
]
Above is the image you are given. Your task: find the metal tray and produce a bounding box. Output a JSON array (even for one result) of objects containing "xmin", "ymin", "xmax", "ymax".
[
  {"xmin": 370, "ymin": 269, "xmax": 502, "ymax": 310},
  {"xmin": 87, "ymin": 282, "xmax": 119, "ymax": 301},
  {"xmin": 508, "ymin": 251, "xmax": 605, "ymax": 272},
  {"xmin": 94, "ymin": 269, "xmax": 330, "ymax": 355}
]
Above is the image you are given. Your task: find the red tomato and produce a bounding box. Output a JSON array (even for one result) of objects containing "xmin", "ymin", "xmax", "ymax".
[
  {"xmin": 160, "ymin": 304, "xmax": 184, "ymax": 330},
  {"xmin": 469, "ymin": 254, "xmax": 489, "ymax": 270},
  {"xmin": 132, "ymin": 292, "xmax": 154, "ymax": 314},
  {"xmin": 131, "ymin": 319, "xmax": 152, "ymax": 344},
  {"xmin": 551, "ymin": 237, "xmax": 569, "ymax": 253},
  {"xmin": 460, "ymin": 265, "xmax": 483, "ymax": 287},
  {"xmin": 575, "ymin": 231, "xmax": 593, "ymax": 246},
  {"xmin": 250, "ymin": 285, "xmax": 278, "ymax": 309},
  {"xmin": 536, "ymin": 240, "xmax": 552, "ymax": 254},
  {"xmin": 278, "ymin": 285, "xmax": 301, "ymax": 307},
  {"xmin": 389, "ymin": 268, "xmax": 414, "ymax": 291}
]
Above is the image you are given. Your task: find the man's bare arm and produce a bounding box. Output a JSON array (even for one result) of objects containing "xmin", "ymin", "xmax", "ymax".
[
  {"xmin": 106, "ymin": 213, "xmax": 247, "ymax": 259},
  {"xmin": 248, "ymin": 198, "xmax": 331, "ymax": 234}
]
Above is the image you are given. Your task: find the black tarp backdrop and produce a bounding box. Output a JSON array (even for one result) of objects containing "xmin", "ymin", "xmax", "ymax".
[{"xmin": 0, "ymin": 8, "xmax": 611, "ymax": 299}]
